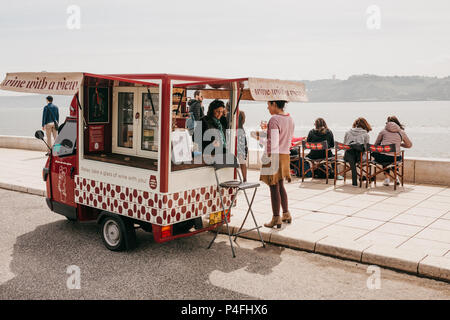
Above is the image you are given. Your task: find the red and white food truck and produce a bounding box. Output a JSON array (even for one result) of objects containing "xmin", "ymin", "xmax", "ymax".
[{"xmin": 0, "ymin": 72, "xmax": 307, "ymax": 251}]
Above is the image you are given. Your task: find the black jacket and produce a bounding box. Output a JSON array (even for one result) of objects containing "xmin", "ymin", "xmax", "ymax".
[
  {"xmin": 42, "ymin": 103, "xmax": 59, "ymax": 127},
  {"xmin": 306, "ymin": 129, "xmax": 334, "ymax": 159},
  {"xmin": 188, "ymin": 99, "xmax": 204, "ymax": 121},
  {"xmin": 200, "ymin": 115, "xmax": 227, "ymax": 154}
]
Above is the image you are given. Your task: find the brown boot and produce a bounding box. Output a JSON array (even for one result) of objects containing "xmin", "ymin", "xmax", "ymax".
[
  {"xmin": 282, "ymin": 211, "xmax": 292, "ymax": 223},
  {"xmin": 264, "ymin": 216, "xmax": 282, "ymax": 229}
]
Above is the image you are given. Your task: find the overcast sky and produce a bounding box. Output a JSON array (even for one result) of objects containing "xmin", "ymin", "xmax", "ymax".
[{"xmin": 1, "ymin": 0, "xmax": 449, "ymax": 95}]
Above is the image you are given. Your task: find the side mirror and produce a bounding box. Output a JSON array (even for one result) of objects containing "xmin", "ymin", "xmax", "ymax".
[
  {"xmin": 35, "ymin": 130, "xmax": 45, "ymax": 141},
  {"xmin": 61, "ymin": 139, "xmax": 73, "ymax": 149}
]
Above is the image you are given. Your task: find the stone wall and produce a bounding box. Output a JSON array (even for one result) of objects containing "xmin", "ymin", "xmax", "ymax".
[
  {"xmin": 0, "ymin": 135, "xmax": 47, "ymax": 152},
  {"xmin": 247, "ymin": 149, "xmax": 450, "ymax": 186}
]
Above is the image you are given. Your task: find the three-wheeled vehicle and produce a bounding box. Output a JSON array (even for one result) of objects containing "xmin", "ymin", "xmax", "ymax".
[{"xmin": 0, "ymin": 72, "xmax": 307, "ymax": 251}]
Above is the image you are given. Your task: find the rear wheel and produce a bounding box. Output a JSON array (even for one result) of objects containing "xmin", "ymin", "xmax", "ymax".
[{"xmin": 100, "ymin": 214, "xmax": 136, "ymax": 251}]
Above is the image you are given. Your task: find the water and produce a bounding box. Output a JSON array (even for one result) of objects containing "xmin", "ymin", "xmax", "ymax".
[
  {"xmin": 0, "ymin": 95, "xmax": 72, "ymax": 135},
  {"xmin": 240, "ymin": 100, "xmax": 450, "ymax": 159},
  {"xmin": 0, "ymin": 96, "xmax": 449, "ymax": 159}
]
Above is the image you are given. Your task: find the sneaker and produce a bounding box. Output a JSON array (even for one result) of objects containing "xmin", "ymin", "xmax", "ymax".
[
  {"xmin": 336, "ymin": 175, "xmax": 344, "ymax": 180},
  {"xmin": 352, "ymin": 184, "xmax": 359, "ymax": 188},
  {"xmin": 383, "ymin": 178, "xmax": 390, "ymax": 186}
]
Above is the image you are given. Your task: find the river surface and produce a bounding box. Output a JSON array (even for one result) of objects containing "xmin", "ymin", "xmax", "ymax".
[{"xmin": 0, "ymin": 95, "xmax": 449, "ymax": 159}]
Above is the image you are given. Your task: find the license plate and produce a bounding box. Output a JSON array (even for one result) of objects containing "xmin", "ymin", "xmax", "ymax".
[{"xmin": 209, "ymin": 210, "xmax": 229, "ymax": 225}]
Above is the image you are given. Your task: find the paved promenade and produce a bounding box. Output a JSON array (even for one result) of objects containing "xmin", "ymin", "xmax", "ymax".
[{"xmin": 0, "ymin": 147, "xmax": 449, "ymax": 282}]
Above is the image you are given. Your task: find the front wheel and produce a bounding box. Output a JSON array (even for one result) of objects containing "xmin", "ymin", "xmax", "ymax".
[{"xmin": 100, "ymin": 214, "xmax": 136, "ymax": 251}]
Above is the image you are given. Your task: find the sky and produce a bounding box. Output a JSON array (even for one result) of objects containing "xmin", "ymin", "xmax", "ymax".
[{"xmin": 0, "ymin": 0, "xmax": 450, "ymax": 95}]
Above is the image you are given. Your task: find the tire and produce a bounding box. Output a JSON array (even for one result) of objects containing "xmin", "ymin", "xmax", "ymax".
[{"xmin": 100, "ymin": 214, "xmax": 137, "ymax": 251}]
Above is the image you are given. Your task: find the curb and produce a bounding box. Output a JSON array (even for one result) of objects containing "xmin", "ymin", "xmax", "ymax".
[
  {"xmin": 222, "ymin": 225, "xmax": 450, "ymax": 283},
  {"xmin": 0, "ymin": 182, "xmax": 45, "ymax": 197},
  {"xmin": 2, "ymin": 181, "xmax": 449, "ymax": 283}
]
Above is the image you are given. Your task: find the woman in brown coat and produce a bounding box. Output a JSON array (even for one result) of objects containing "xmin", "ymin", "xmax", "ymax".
[{"xmin": 372, "ymin": 116, "xmax": 412, "ymax": 186}]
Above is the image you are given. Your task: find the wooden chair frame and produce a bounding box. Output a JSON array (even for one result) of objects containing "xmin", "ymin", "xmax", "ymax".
[
  {"xmin": 333, "ymin": 142, "xmax": 365, "ymax": 187},
  {"xmin": 365, "ymin": 144, "xmax": 405, "ymax": 191},
  {"xmin": 290, "ymin": 145, "xmax": 302, "ymax": 177},
  {"xmin": 301, "ymin": 140, "xmax": 333, "ymax": 184}
]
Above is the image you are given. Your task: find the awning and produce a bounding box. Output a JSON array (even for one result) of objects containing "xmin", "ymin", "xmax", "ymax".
[
  {"xmin": 84, "ymin": 73, "xmax": 159, "ymax": 87},
  {"xmin": 175, "ymin": 77, "xmax": 307, "ymax": 102},
  {"xmin": 0, "ymin": 72, "xmax": 84, "ymax": 95},
  {"xmin": 0, "ymin": 72, "xmax": 159, "ymax": 95},
  {"xmin": 248, "ymin": 78, "xmax": 307, "ymax": 102}
]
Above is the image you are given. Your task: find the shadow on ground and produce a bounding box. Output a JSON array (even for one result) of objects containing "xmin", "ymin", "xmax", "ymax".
[{"xmin": 0, "ymin": 219, "xmax": 283, "ymax": 299}]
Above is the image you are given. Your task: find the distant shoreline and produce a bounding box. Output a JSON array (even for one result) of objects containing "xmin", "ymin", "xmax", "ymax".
[{"xmin": 301, "ymin": 74, "xmax": 450, "ymax": 102}]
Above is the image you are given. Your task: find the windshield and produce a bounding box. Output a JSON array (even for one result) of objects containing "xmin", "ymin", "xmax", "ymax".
[{"xmin": 52, "ymin": 119, "xmax": 77, "ymax": 157}]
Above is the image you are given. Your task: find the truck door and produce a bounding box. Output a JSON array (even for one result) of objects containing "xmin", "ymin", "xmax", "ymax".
[{"xmin": 50, "ymin": 118, "xmax": 78, "ymax": 208}]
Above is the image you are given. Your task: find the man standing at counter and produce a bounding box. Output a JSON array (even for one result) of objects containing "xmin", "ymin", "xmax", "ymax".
[{"xmin": 188, "ymin": 90, "xmax": 204, "ymax": 121}]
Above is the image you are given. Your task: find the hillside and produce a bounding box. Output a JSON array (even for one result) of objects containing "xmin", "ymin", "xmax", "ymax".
[
  {"xmin": 302, "ymin": 75, "xmax": 450, "ymax": 102},
  {"xmin": 0, "ymin": 75, "xmax": 449, "ymax": 104}
]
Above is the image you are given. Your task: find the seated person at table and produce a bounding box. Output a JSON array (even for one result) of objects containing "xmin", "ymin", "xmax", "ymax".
[
  {"xmin": 306, "ymin": 118, "xmax": 334, "ymax": 159},
  {"xmin": 372, "ymin": 115, "xmax": 412, "ymax": 186}
]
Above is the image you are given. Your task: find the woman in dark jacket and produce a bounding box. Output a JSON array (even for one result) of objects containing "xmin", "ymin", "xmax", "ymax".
[
  {"xmin": 306, "ymin": 118, "xmax": 334, "ymax": 159},
  {"xmin": 200, "ymin": 99, "xmax": 227, "ymax": 154}
]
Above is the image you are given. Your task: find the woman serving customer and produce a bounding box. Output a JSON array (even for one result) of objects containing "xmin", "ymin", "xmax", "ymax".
[{"xmin": 260, "ymin": 100, "xmax": 295, "ymax": 228}]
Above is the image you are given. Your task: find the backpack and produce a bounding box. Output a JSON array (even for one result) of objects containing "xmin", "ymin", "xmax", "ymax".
[
  {"xmin": 186, "ymin": 112, "xmax": 195, "ymax": 135},
  {"xmin": 47, "ymin": 105, "xmax": 59, "ymax": 131},
  {"xmin": 349, "ymin": 142, "xmax": 365, "ymax": 152},
  {"xmin": 315, "ymin": 164, "xmax": 335, "ymax": 179},
  {"xmin": 290, "ymin": 158, "xmax": 312, "ymax": 177}
]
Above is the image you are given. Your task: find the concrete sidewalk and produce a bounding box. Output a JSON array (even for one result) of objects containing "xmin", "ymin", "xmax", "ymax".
[
  {"xmin": 1, "ymin": 147, "xmax": 449, "ymax": 282},
  {"xmin": 0, "ymin": 148, "xmax": 47, "ymax": 196}
]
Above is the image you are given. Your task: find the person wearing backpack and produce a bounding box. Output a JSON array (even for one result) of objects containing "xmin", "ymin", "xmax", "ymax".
[
  {"xmin": 343, "ymin": 117, "xmax": 372, "ymax": 187},
  {"xmin": 41, "ymin": 95, "xmax": 59, "ymax": 149},
  {"xmin": 187, "ymin": 90, "xmax": 204, "ymax": 137},
  {"xmin": 188, "ymin": 90, "xmax": 204, "ymax": 121}
]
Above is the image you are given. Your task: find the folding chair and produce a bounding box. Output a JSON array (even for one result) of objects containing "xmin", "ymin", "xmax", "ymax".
[
  {"xmin": 207, "ymin": 153, "xmax": 265, "ymax": 258},
  {"xmin": 365, "ymin": 144, "xmax": 405, "ymax": 191},
  {"xmin": 289, "ymin": 145, "xmax": 302, "ymax": 177},
  {"xmin": 301, "ymin": 140, "xmax": 334, "ymax": 184},
  {"xmin": 334, "ymin": 142, "xmax": 365, "ymax": 187}
]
